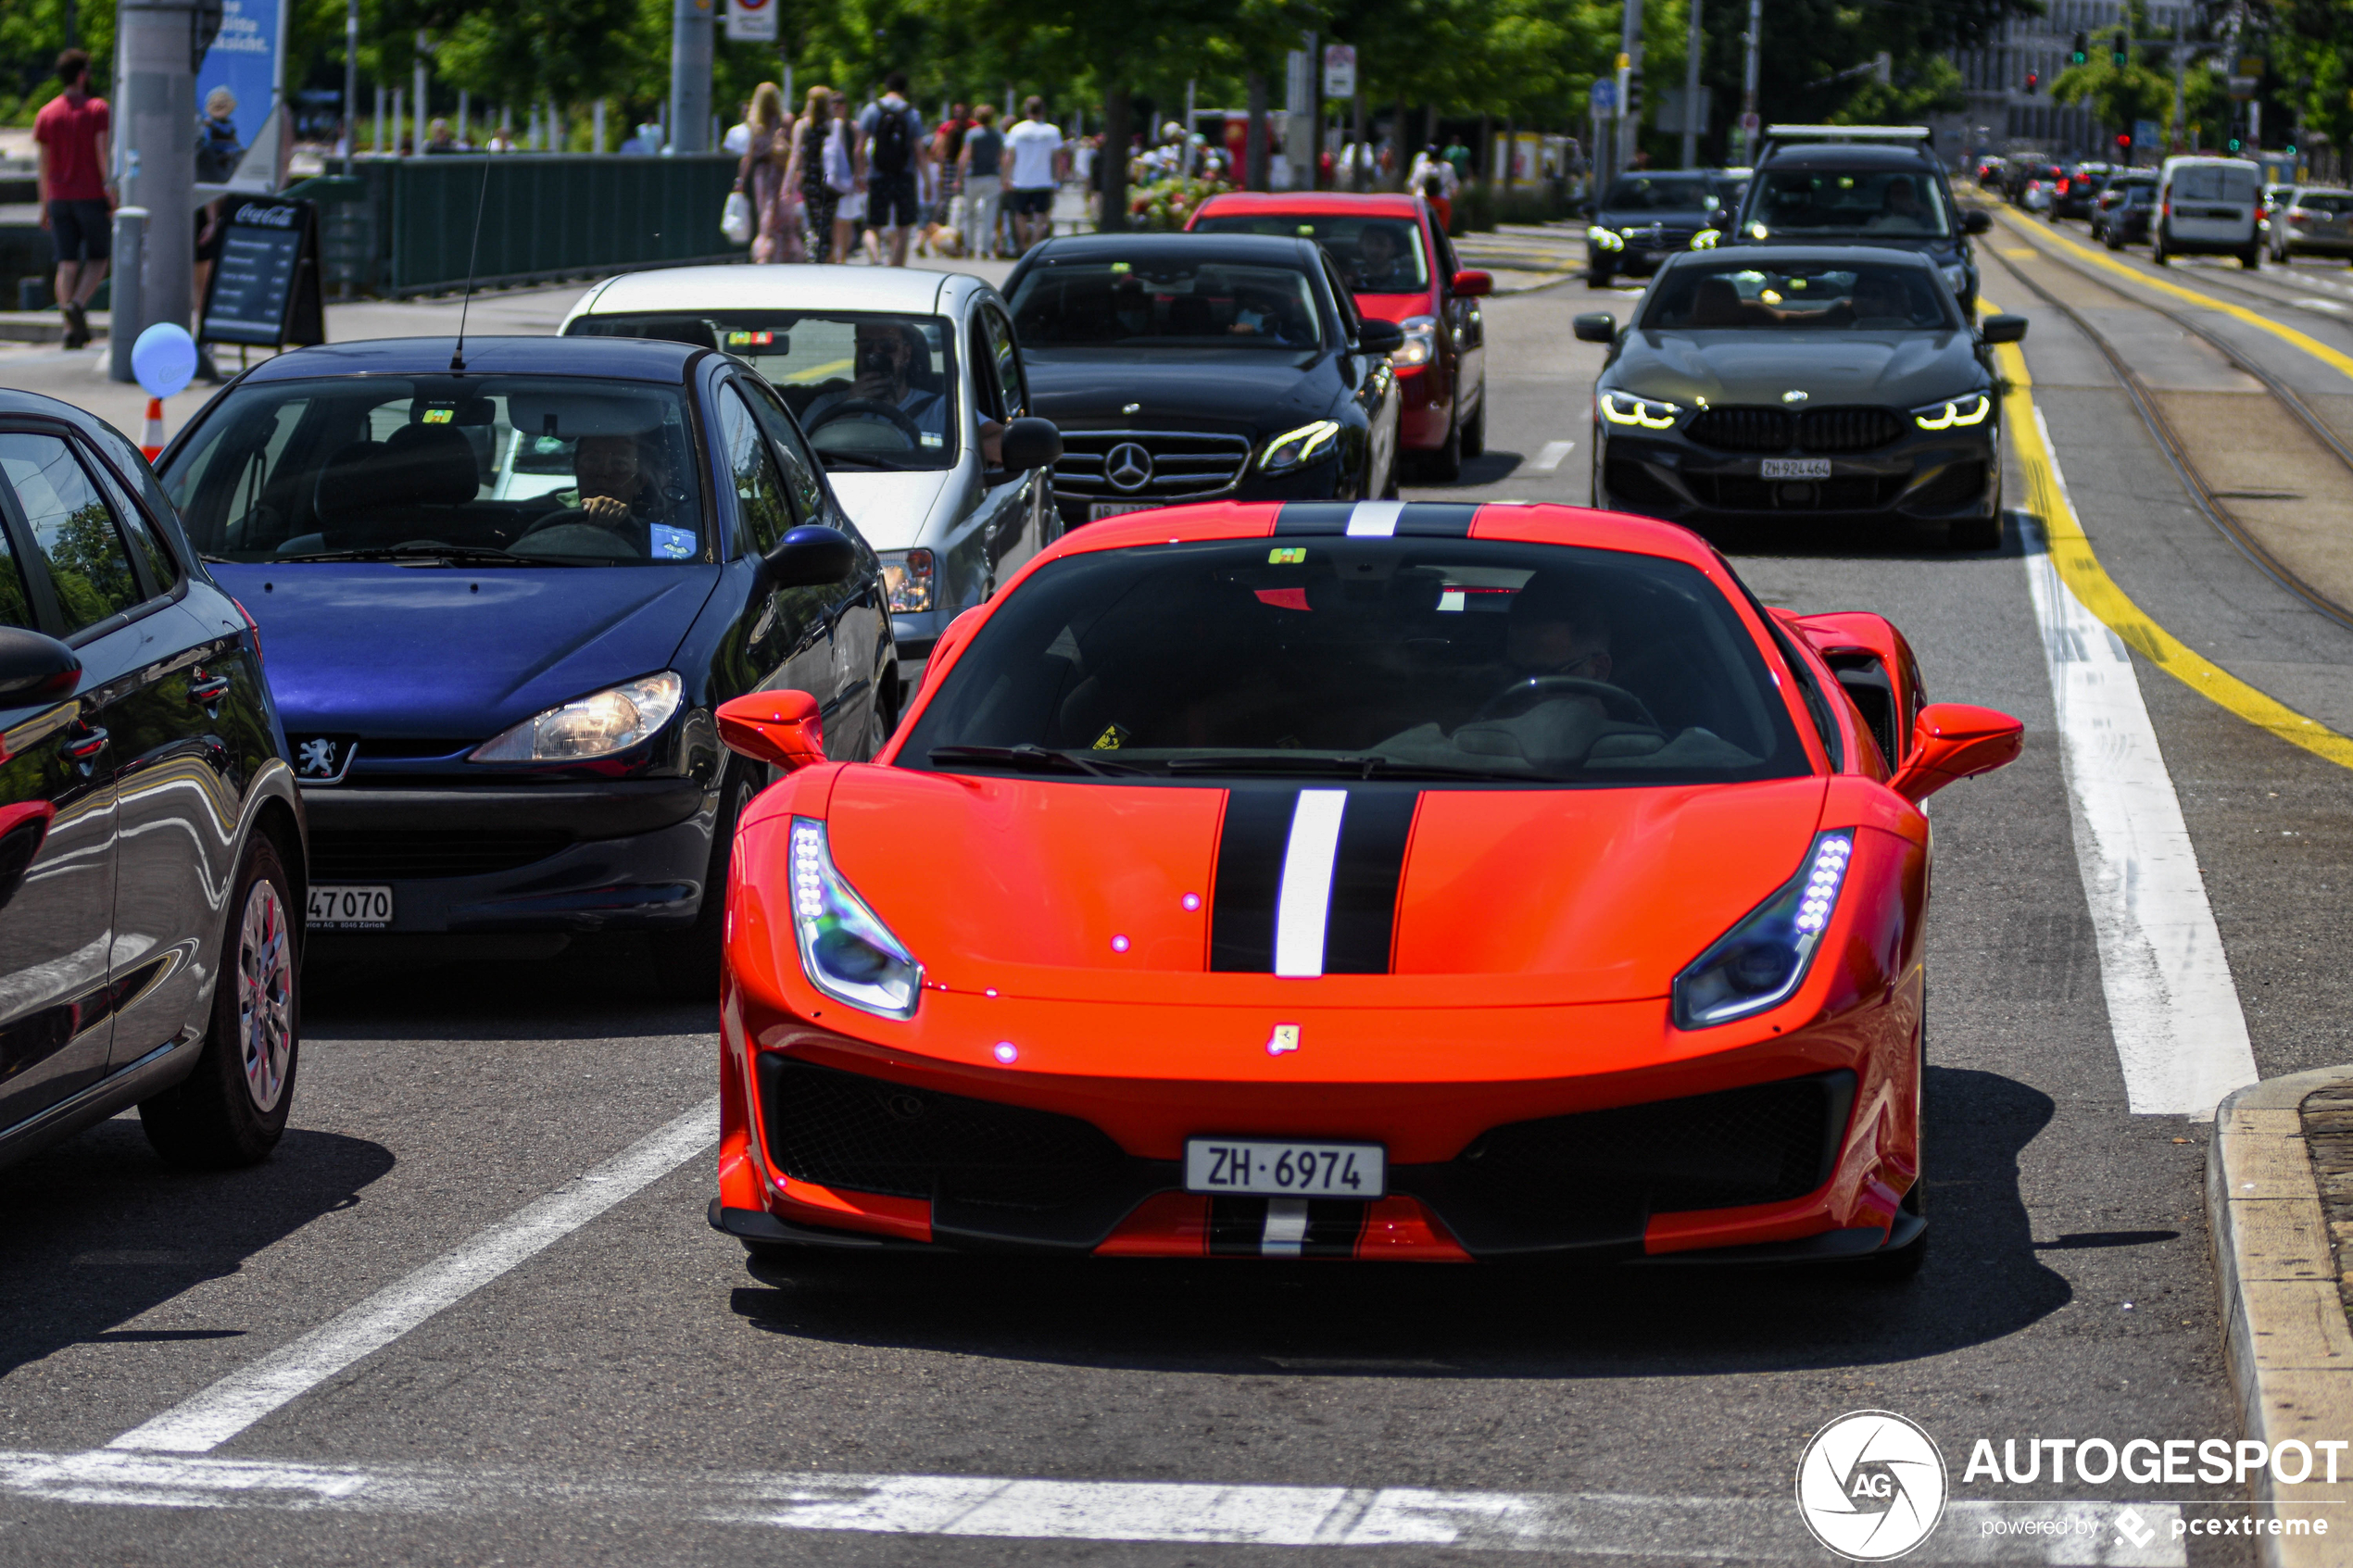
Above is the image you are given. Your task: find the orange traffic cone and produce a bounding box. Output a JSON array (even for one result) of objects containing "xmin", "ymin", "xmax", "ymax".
[{"xmin": 140, "ymin": 398, "xmax": 165, "ymax": 461}]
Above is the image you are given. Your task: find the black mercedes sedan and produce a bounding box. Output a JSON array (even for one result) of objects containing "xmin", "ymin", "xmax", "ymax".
[
  {"xmin": 1577, "ymin": 247, "xmax": 2026, "ymax": 550},
  {"xmin": 1003, "ymin": 233, "xmax": 1403, "ymax": 529},
  {"xmin": 156, "ymin": 335, "xmax": 885, "ymax": 996},
  {"xmin": 1583, "ymin": 169, "xmax": 1737, "ymax": 288}
]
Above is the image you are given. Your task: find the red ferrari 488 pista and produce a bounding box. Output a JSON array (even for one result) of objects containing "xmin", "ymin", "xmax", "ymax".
[{"xmin": 709, "ymin": 500, "xmax": 2020, "ymax": 1275}]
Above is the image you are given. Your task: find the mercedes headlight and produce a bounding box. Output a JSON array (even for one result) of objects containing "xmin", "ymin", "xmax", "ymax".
[
  {"xmin": 1392, "ymin": 315, "xmax": 1440, "ymax": 369},
  {"xmin": 1912, "ymin": 392, "xmax": 1992, "ymax": 431},
  {"xmin": 1672, "ymin": 832, "xmax": 1854, "ymax": 1029},
  {"xmin": 1586, "ymin": 225, "xmax": 1627, "ymax": 252},
  {"xmin": 469, "ymin": 671, "xmax": 684, "ymax": 762},
  {"xmin": 1259, "ymin": 420, "xmax": 1342, "ymax": 471},
  {"xmin": 1598, "ymin": 390, "xmax": 1682, "ymax": 429},
  {"xmin": 878, "ymin": 548, "xmax": 935, "ymax": 613},
  {"xmin": 1690, "ymin": 228, "xmax": 1721, "ymax": 250},
  {"xmin": 788, "ymin": 817, "xmax": 923, "ymax": 1019}
]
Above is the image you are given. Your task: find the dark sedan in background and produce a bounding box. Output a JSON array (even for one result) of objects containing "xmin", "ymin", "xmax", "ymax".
[
  {"xmin": 2091, "ymin": 175, "xmax": 2158, "ymax": 248},
  {"xmin": 157, "ymin": 336, "xmax": 885, "ymax": 996},
  {"xmin": 1578, "ymin": 247, "xmax": 2025, "ymax": 550},
  {"xmin": 1727, "ymin": 132, "xmax": 1990, "ymax": 318},
  {"xmin": 1003, "ymin": 233, "xmax": 1403, "ymax": 528},
  {"xmin": 1583, "ymin": 169, "xmax": 1737, "ymax": 288},
  {"xmin": 0, "ymin": 388, "xmax": 305, "ymax": 1174}
]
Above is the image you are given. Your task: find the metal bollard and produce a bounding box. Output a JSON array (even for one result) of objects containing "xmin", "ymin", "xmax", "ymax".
[{"xmin": 107, "ymin": 207, "xmax": 148, "ymax": 383}]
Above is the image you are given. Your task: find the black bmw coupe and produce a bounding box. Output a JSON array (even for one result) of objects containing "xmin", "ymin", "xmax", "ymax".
[
  {"xmin": 1578, "ymin": 247, "xmax": 2025, "ymax": 550},
  {"xmin": 1004, "ymin": 233, "xmax": 1404, "ymax": 530}
]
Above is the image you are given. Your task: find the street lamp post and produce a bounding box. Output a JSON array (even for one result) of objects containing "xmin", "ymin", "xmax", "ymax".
[
  {"xmin": 1742, "ymin": 0, "xmax": 1761, "ymax": 167},
  {"xmin": 668, "ymin": 0, "xmax": 714, "ymax": 153},
  {"xmin": 1680, "ymin": 0, "xmax": 1702, "ymax": 170},
  {"xmin": 112, "ymin": 0, "xmax": 211, "ymax": 379}
]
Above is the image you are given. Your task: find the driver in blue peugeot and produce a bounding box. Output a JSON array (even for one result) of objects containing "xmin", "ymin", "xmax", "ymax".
[{"xmin": 804, "ymin": 320, "xmax": 1003, "ymax": 464}]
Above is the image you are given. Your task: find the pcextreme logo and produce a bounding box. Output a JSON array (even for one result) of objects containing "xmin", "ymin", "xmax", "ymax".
[{"xmin": 1795, "ymin": 1410, "xmax": 1950, "ymax": 1562}]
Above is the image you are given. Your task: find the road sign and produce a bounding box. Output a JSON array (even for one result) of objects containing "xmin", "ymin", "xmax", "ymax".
[
  {"xmin": 1739, "ymin": 110, "xmax": 1761, "ymax": 135},
  {"xmin": 2228, "ymin": 75, "xmax": 2259, "ymax": 100},
  {"xmin": 1589, "ymin": 78, "xmax": 1617, "ymax": 114},
  {"xmin": 2133, "ymin": 118, "xmax": 2160, "ymax": 146},
  {"xmin": 724, "ymin": 0, "xmax": 774, "ymax": 41},
  {"xmin": 198, "ymin": 0, "xmax": 289, "ymax": 167},
  {"xmin": 1322, "ymin": 44, "xmax": 1356, "ymax": 100}
]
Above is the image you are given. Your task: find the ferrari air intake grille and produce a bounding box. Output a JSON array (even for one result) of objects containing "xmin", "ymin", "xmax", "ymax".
[
  {"xmin": 757, "ymin": 1057, "xmax": 1128, "ymax": 1210},
  {"xmin": 1051, "ymin": 431, "xmax": 1253, "ymax": 500},
  {"xmin": 309, "ymin": 829, "xmax": 573, "ymax": 882},
  {"xmin": 1684, "ymin": 407, "xmax": 1793, "ymax": 452},
  {"xmin": 1457, "ymin": 1070, "xmax": 1856, "ymax": 1214},
  {"xmin": 1797, "ymin": 407, "xmax": 1905, "ymax": 453}
]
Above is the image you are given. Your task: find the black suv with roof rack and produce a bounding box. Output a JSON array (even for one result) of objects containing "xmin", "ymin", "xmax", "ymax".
[{"xmin": 1718, "ymin": 126, "xmax": 1991, "ymax": 318}]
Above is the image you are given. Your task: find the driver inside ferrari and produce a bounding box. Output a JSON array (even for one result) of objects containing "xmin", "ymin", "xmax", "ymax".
[{"xmin": 805, "ymin": 320, "xmax": 1004, "ymax": 465}]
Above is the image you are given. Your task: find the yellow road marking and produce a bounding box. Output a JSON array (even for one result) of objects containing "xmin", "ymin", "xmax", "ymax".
[
  {"xmin": 1992, "ymin": 208, "xmax": 2353, "ymax": 383},
  {"xmin": 784, "ymin": 357, "xmax": 856, "ymax": 384},
  {"xmin": 1982, "ymin": 291, "xmax": 2353, "ymax": 771}
]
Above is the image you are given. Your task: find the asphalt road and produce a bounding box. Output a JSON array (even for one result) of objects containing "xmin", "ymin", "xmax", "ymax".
[{"xmin": 6, "ymin": 217, "xmax": 2353, "ymax": 1564}]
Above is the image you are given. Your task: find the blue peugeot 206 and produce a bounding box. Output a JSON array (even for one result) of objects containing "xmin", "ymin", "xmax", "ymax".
[{"xmin": 155, "ymin": 334, "xmax": 895, "ymax": 995}]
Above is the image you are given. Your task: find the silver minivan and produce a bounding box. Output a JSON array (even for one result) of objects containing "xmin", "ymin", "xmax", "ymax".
[{"xmin": 2154, "ymin": 156, "xmax": 2263, "ymax": 269}]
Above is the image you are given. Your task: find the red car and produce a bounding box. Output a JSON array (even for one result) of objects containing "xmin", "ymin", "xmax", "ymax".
[
  {"xmin": 708, "ymin": 500, "xmax": 2020, "ymax": 1275},
  {"xmin": 1189, "ymin": 193, "xmax": 1490, "ymax": 483}
]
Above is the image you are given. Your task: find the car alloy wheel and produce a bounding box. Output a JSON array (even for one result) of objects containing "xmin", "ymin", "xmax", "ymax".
[{"xmin": 237, "ymin": 874, "xmax": 296, "ymax": 1112}]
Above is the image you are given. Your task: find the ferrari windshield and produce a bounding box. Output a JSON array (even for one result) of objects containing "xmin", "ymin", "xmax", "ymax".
[
  {"xmin": 1642, "ymin": 261, "xmax": 1959, "ymax": 332},
  {"xmin": 164, "ymin": 375, "xmax": 708, "ymax": 564},
  {"xmin": 570, "ymin": 310, "xmax": 960, "ymax": 470},
  {"xmin": 1009, "ymin": 258, "xmax": 1326, "ymax": 351},
  {"xmin": 900, "ymin": 537, "xmax": 1810, "ymax": 785},
  {"xmin": 1745, "ymin": 169, "xmax": 1951, "ymax": 239}
]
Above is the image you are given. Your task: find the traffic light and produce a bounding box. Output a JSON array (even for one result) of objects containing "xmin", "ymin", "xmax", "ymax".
[
  {"xmin": 2070, "ymin": 31, "xmax": 2088, "ymax": 65},
  {"xmin": 2110, "ymin": 29, "xmax": 2127, "ymax": 67},
  {"xmin": 2117, "ymin": 133, "xmax": 2131, "ymax": 150},
  {"xmin": 2025, "ymin": 70, "xmax": 2040, "ymax": 94},
  {"xmin": 2227, "ymin": 135, "xmax": 2243, "ymax": 152}
]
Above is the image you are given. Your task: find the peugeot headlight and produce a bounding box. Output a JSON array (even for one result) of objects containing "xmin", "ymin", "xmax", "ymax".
[
  {"xmin": 1259, "ymin": 420, "xmax": 1342, "ymax": 471},
  {"xmin": 1912, "ymin": 391, "xmax": 1992, "ymax": 431},
  {"xmin": 1672, "ymin": 832, "xmax": 1855, "ymax": 1029},
  {"xmin": 469, "ymin": 671, "xmax": 684, "ymax": 762},
  {"xmin": 1392, "ymin": 315, "xmax": 1440, "ymax": 369},
  {"xmin": 878, "ymin": 548, "xmax": 935, "ymax": 613},
  {"xmin": 1586, "ymin": 225, "xmax": 1627, "ymax": 252},
  {"xmin": 1598, "ymin": 390, "xmax": 1682, "ymax": 429},
  {"xmin": 788, "ymin": 817, "xmax": 923, "ymax": 1019}
]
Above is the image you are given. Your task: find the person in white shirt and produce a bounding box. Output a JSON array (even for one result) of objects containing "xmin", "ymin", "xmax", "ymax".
[{"xmin": 1002, "ymin": 95, "xmax": 1066, "ymax": 255}]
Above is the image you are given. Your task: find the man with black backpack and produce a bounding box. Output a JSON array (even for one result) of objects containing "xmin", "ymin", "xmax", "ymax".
[{"xmin": 859, "ymin": 72, "xmax": 928, "ymax": 266}]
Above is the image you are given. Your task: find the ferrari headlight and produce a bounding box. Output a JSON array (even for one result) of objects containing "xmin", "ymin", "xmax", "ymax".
[
  {"xmin": 878, "ymin": 548, "xmax": 935, "ymax": 613},
  {"xmin": 788, "ymin": 817, "xmax": 923, "ymax": 1019},
  {"xmin": 1392, "ymin": 315, "xmax": 1439, "ymax": 369},
  {"xmin": 469, "ymin": 671, "xmax": 683, "ymax": 762},
  {"xmin": 1912, "ymin": 392, "xmax": 1992, "ymax": 431},
  {"xmin": 1259, "ymin": 420, "xmax": 1342, "ymax": 471},
  {"xmin": 1598, "ymin": 390, "xmax": 1682, "ymax": 429},
  {"xmin": 1672, "ymin": 832, "xmax": 1854, "ymax": 1029},
  {"xmin": 1586, "ymin": 225, "xmax": 1626, "ymax": 252}
]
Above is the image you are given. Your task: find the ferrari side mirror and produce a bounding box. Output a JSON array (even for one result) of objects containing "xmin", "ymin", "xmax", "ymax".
[
  {"xmin": 717, "ymin": 689, "xmax": 827, "ymax": 771},
  {"xmin": 1890, "ymin": 702, "xmax": 2022, "ymax": 803}
]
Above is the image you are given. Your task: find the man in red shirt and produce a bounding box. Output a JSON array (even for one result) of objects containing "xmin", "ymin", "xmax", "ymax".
[{"xmin": 33, "ymin": 49, "xmax": 116, "ymax": 350}]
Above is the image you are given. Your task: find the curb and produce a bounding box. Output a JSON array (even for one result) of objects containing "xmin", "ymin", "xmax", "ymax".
[{"xmin": 2209, "ymin": 1067, "xmax": 2353, "ymax": 1563}]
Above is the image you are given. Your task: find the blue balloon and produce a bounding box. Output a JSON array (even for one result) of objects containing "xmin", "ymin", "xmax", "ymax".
[{"xmin": 132, "ymin": 323, "xmax": 198, "ymax": 400}]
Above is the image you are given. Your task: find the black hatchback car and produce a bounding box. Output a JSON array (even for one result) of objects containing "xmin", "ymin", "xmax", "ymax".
[
  {"xmin": 0, "ymin": 388, "xmax": 306, "ymax": 1174},
  {"xmin": 1727, "ymin": 131, "xmax": 1991, "ymax": 318},
  {"xmin": 156, "ymin": 336, "xmax": 885, "ymax": 996},
  {"xmin": 1003, "ymin": 233, "xmax": 1404, "ymax": 528}
]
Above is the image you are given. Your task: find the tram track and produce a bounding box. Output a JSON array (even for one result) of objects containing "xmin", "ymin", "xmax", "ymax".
[{"xmin": 1976, "ymin": 220, "xmax": 2353, "ymax": 633}]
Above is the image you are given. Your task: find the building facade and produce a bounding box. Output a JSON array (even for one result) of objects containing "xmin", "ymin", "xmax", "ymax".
[{"xmin": 1953, "ymin": 0, "xmax": 2196, "ymax": 162}]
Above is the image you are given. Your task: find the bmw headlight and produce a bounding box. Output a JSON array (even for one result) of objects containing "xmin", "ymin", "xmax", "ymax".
[
  {"xmin": 1586, "ymin": 225, "xmax": 1626, "ymax": 252},
  {"xmin": 1259, "ymin": 420, "xmax": 1342, "ymax": 471},
  {"xmin": 878, "ymin": 548, "xmax": 935, "ymax": 613},
  {"xmin": 1912, "ymin": 392, "xmax": 1993, "ymax": 431},
  {"xmin": 788, "ymin": 817, "xmax": 923, "ymax": 1019},
  {"xmin": 1673, "ymin": 833, "xmax": 1855, "ymax": 1029},
  {"xmin": 1392, "ymin": 315, "xmax": 1440, "ymax": 369},
  {"xmin": 1597, "ymin": 390, "xmax": 1683, "ymax": 429},
  {"xmin": 469, "ymin": 671, "xmax": 684, "ymax": 762}
]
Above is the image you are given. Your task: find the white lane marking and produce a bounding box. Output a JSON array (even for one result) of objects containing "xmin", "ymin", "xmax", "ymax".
[
  {"xmin": 2293, "ymin": 296, "xmax": 2347, "ymax": 313},
  {"xmin": 1344, "ymin": 501, "xmax": 1405, "ymax": 537},
  {"xmin": 1271, "ymin": 789, "xmax": 1349, "ymax": 977},
  {"xmin": 2022, "ymin": 408, "xmax": 2259, "ymax": 1116},
  {"xmin": 1261, "ymin": 1198, "xmax": 1310, "ymax": 1257},
  {"xmin": 0, "ymin": 1449, "xmax": 2188, "ymax": 1562},
  {"xmin": 105, "ymin": 1098, "xmax": 721, "ymax": 1454},
  {"xmin": 1528, "ymin": 440, "xmax": 1577, "ymax": 474}
]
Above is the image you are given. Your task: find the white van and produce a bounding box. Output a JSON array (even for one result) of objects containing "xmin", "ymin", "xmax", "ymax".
[{"xmin": 2154, "ymin": 156, "xmax": 2262, "ymax": 268}]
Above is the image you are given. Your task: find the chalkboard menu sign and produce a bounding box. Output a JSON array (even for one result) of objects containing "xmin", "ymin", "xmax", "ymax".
[{"xmin": 199, "ymin": 197, "xmax": 325, "ymax": 349}]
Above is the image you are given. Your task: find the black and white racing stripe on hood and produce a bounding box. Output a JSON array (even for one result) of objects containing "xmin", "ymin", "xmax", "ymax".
[
  {"xmin": 1273, "ymin": 501, "xmax": 1479, "ymax": 538},
  {"xmin": 1209, "ymin": 784, "xmax": 1421, "ymax": 975}
]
